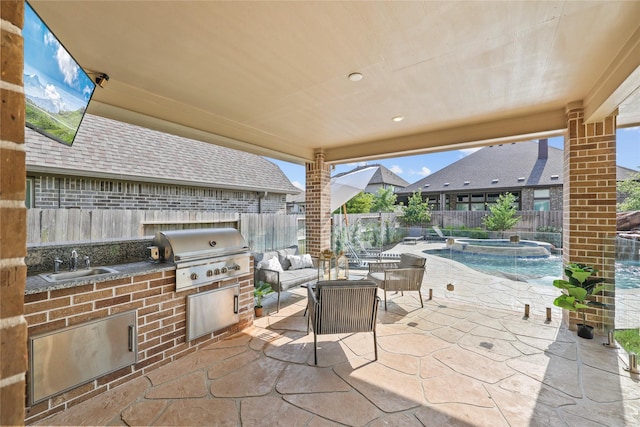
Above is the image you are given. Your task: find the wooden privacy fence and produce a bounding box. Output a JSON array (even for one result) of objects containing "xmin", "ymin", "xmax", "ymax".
[
  {"xmin": 430, "ymin": 210, "xmax": 563, "ymax": 231},
  {"xmin": 27, "ymin": 208, "xmax": 560, "ymax": 249},
  {"xmin": 27, "ymin": 209, "xmax": 305, "ymax": 253}
]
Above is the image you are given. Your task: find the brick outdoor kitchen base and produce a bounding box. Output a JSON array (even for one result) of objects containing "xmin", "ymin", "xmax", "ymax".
[{"xmin": 23, "ymin": 266, "xmax": 254, "ymax": 424}]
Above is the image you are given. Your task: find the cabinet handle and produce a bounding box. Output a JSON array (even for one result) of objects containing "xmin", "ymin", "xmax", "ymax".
[
  {"xmin": 128, "ymin": 325, "xmax": 134, "ymax": 352},
  {"xmin": 234, "ymin": 295, "xmax": 239, "ymax": 314}
]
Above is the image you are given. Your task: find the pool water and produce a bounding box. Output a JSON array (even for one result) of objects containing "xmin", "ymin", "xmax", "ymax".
[{"xmin": 424, "ymin": 249, "xmax": 640, "ymax": 289}]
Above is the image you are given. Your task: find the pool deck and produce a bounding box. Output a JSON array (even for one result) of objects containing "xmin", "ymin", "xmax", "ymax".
[{"xmin": 31, "ymin": 242, "xmax": 640, "ymax": 426}]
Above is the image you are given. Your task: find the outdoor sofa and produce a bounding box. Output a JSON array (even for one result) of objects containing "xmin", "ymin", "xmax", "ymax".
[{"xmin": 253, "ymin": 245, "xmax": 318, "ymax": 311}]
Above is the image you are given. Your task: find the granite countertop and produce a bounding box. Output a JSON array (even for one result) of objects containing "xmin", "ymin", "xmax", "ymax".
[{"xmin": 25, "ymin": 261, "xmax": 176, "ymax": 295}]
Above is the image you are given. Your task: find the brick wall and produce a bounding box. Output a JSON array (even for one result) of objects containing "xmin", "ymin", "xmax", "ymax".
[
  {"xmin": 23, "ymin": 268, "xmax": 254, "ymax": 424},
  {"xmin": 1, "ymin": 1, "xmax": 27, "ymax": 425},
  {"xmin": 305, "ymin": 149, "xmax": 331, "ymax": 257},
  {"xmin": 32, "ymin": 175, "xmax": 286, "ymax": 213},
  {"xmin": 563, "ymin": 103, "xmax": 617, "ymax": 332}
]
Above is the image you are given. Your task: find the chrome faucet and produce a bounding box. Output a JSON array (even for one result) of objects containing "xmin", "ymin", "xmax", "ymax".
[
  {"xmin": 54, "ymin": 258, "xmax": 64, "ymax": 273},
  {"xmin": 70, "ymin": 250, "xmax": 78, "ymax": 271},
  {"xmin": 84, "ymin": 256, "xmax": 91, "ymax": 269}
]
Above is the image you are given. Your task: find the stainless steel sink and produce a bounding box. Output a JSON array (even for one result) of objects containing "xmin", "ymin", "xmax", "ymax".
[{"xmin": 39, "ymin": 267, "xmax": 119, "ymax": 283}]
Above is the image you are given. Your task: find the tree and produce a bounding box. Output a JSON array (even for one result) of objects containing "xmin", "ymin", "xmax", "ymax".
[
  {"xmin": 371, "ymin": 187, "xmax": 397, "ymax": 213},
  {"xmin": 342, "ymin": 192, "xmax": 374, "ymax": 214},
  {"xmin": 402, "ymin": 191, "xmax": 431, "ymax": 225},
  {"xmin": 617, "ymin": 171, "xmax": 640, "ymax": 212},
  {"xmin": 483, "ymin": 192, "xmax": 520, "ymax": 235}
]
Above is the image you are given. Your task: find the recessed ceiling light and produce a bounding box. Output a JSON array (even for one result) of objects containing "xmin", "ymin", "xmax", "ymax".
[
  {"xmin": 348, "ymin": 72, "xmax": 363, "ymax": 82},
  {"xmin": 392, "ymin": 115, "xmax": 404, "ymax": 122}
]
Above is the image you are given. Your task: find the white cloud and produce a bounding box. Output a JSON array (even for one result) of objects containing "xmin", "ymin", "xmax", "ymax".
[
  {"xmin": 417, "ymin": 166, "xmax": 431, "ymax": 176},
  {"xmin": 389, "ymin": 165, "xmax": 403, "ymax": 174},
  {"xmin": 291, "ymin": 181, "xmax": 305, "ymax": 190},
  {"xmin": 408, "ymin": 166, "xmax": 431, "ymax": 176},
  {"xmin": 621, "ymin": 126, "xmax": 640, "ymax": 134}
]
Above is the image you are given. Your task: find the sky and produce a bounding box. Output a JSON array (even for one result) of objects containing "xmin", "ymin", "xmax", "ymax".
[{"xmin": 269, "ymin": 127, "xmax": 640, "ymax": 190}]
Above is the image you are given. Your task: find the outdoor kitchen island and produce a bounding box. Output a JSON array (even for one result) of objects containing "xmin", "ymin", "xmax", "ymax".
[{"xmin": 23, "ymin": 229, "xmax": 256, "ymax": 425}]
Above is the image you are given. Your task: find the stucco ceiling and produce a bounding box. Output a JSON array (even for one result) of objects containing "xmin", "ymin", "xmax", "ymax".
[{"xmin": 29, "ymin": 1, "xmax": 640, "ymax": 166}]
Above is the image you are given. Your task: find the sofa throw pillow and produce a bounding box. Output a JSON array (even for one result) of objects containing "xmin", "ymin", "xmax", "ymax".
[
  {"xmin": 256, "ymin": 252, "xmax": 278, "ymax": 270},
  {"xmin": 277, "ymin": 246, "xmax": 299, "ymax": 270},
  {"xmin": 287, "ymin": 255, "xmax": 305, "ymax": 270},
  {"xmin": 264, "ymin": 256, "xmax": 284, "ymax": 273},
  {"xmin": 301, "ymin": 253, "xmax": 313, "ymax": 268}
]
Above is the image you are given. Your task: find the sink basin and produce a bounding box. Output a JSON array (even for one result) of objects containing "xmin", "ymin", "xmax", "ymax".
[{"xmin": 39, "ymin": 267, "xmax": 119, "ymax": 283}]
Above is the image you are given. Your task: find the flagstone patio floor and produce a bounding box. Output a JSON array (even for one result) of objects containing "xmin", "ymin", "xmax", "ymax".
[{"xmin": 32, "ymin": 244, "xmax": 640, "ymax": 426}]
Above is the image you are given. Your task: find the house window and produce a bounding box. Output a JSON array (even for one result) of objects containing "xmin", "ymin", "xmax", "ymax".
[
  {"xmin": 534, "ymin": 188, "xmax": 550, "ymax": 211},
  {"xmin": 26, "ymin": 177, "xmax": 34, "ymax": 208},
  {"xmin": 470, "ymin": 193, "xmax": 484, "ymax": 211}
]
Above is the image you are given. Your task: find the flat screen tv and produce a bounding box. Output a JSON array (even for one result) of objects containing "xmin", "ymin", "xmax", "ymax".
[{"xmin": 23, "ymin": 2, "xmax": 96, "ymax": 146}]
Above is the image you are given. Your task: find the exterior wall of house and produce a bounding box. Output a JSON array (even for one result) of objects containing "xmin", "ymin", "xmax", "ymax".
[
  {"xmin": 520, "ymin": 186, "xmax": 563, "ymax": 211},
  {"xmin": 30, "ymin": 174, "xmax": 286, "ymax": 213}
]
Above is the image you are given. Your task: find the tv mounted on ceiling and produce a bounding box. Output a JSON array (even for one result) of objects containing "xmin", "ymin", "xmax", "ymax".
[{"xmin": 23, "ymin": 2, "xmax": 96, "ymax": 146}]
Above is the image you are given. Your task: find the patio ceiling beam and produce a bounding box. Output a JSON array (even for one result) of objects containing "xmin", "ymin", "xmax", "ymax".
[
  {"xmin": 323, "ymin": 108, "xmax": 567, "ymax": 164},
  {"xmin": 584, "ymin": 24, "xmax": 640, "ymax": 125}
]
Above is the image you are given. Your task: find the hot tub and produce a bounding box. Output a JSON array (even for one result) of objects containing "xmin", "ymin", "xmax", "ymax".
[{"xmin": 448, "ymin": 238, "xmax": 552, "ymax": 258}]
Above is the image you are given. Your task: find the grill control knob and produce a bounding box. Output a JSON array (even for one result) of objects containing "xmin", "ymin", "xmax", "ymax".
[
  {"xmin": 221, "ymin": 267, "xmax": 228, "ymax": 274},
  {"xmin": 190, "ymin": 272, "xmax": 198, "ymax": 280},
  {"xmin": 214, "ymin": 268, "xmax": 220, "ymax": 275},
  {"xmin": 232, "ymin": 264, "xmax": 240, "ymax": 271},
  {"xmin": 206, "ymin": 270, "xmax": 213, "ymax": 277}
]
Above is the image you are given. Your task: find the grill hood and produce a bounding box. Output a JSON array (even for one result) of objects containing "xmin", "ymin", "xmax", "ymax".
[{"xmin": 153, "ymin": 228, "xmax": 249, "ymax": 263}]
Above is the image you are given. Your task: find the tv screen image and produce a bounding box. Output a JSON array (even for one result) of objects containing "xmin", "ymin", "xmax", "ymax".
[{"xmin": 23, "ymin": 2, "xmax": 96, "ymax": 146}]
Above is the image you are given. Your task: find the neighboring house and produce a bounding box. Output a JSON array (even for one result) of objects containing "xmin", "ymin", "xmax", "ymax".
[
  {"xmin": 334, "ymin": 164, "xmax": 410, "ymax": 194},
  {"xmin": 286, "ymin": 191, "xmax": 306, "ymax": 214},
  {"xmin": 25, "ymin": 114, "xmax": 300, "ymax": 213},
  {"xmin": 397, "ymin": 139, "xmax": 638, "ymax": 211}
]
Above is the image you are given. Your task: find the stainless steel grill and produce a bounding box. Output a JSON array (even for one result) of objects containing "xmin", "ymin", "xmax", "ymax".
[{"xmin": 152, "ymin": 228, "xmax": 250, "ymax": 291}]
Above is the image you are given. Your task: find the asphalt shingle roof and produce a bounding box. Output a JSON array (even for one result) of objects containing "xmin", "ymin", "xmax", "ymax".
[
  {"xmin": 399, "ymin": 140, "xmax": 638, "ymax": 195},
  {"xmin": 399, "ymin": 141, "xmax": 563, "ymax": 194},
  {"xmin": 333, "ymin": 164, "xmax": 409, "ymax": 188},
  {"xmin": 26, "ymin": 114, "xmax": 299, "ymax": 194}
]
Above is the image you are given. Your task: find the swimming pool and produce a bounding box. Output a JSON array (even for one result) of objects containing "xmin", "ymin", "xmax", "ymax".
[{"xmin": 424, "ymin": 249, "xmax": 640, "ymax": 289}]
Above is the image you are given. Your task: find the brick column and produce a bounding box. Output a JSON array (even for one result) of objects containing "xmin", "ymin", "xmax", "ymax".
[
  {"xmin": 563, "ymin": 101, "xmax": 617, "ymax": 333},
  {"xmin": 1, "ymin": 0, "xmax": 27, "ymax": 425},
  {"xmin": 305, "ymin": 149, "xmax": 331, "ymax": 256}
]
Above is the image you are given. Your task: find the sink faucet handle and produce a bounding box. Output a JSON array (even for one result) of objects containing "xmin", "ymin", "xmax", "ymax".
[
  {"xmin": 70, "ymin": 250, "xmax": 78, "ymax": 271},
  {"xmin": 84, "ymin": 256, "xmax": 91, "ymax": 269},
  {"xmin": 54, "ymin": 258, "xmax": 64, "ymax": 273}
]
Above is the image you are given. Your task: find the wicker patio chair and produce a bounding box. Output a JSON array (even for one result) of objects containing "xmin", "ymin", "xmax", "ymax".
[
  {"xmin": 367, "ymin": 253, "xmax": 426, "ymax": 311},
  {"xmin": 306, "ymin": 280, "xmax": 379, "ymax": 365}
]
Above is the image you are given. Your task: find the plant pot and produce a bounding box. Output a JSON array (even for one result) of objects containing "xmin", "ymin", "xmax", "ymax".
[
  {"xmin": 254, "ymin": 306, "xmax": 264, "ymax": 318},
  {"xmin": 577, "ymin": 324, "xmax": 594, "ymax": 339}
]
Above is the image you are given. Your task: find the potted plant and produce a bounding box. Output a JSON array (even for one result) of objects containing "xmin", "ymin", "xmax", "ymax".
[
  {"xmin": 253, "ymin": 281, "xmax": 274, "ymax": 317},
  {"xmin": 552, "ymin": 263, "xmax": 610, "ymax": 339}
]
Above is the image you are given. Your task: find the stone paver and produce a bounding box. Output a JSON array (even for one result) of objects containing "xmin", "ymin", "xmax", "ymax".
[{"xmin": 30, "ymin": 243, "xmax": 640, "ymax": 426}]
